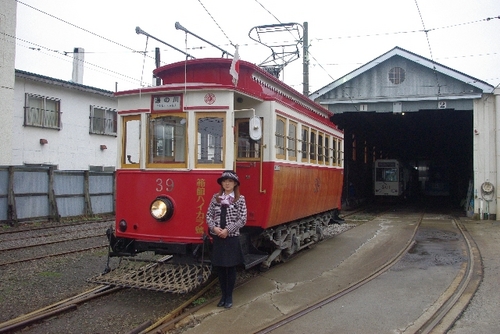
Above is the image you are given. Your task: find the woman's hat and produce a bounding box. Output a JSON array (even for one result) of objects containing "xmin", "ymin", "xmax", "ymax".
[{"xmin": 217, "ymin": 170, "xmax": 240, "ymax": 186}]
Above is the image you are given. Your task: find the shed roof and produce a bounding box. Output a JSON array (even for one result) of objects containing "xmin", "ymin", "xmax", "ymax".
[{"xmin": 309, "ymin": 46, "xmax": 495, "ymax": 102}]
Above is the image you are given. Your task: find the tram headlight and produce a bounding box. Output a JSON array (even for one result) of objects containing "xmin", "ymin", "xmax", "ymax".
[
  {"xmin": 118, "ymin": 219, "xmax": 127, "ymax": 232},
  {"xmin": 150, "ymin": 196, "xmax": 174, "ymax": 221}
]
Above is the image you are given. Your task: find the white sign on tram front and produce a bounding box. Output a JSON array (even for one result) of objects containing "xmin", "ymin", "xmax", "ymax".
[{"xmin": 153, "ymin": 95, "xmax": 182, "ymax": 111}]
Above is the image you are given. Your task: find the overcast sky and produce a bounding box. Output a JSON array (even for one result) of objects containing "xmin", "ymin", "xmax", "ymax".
[{"xmin": 13, "ymin": 0, "xmax": 500, "ymax": 94}]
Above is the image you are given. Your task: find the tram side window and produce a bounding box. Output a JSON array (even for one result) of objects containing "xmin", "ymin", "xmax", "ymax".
[
  {"xmin": 275, "ymin": 116, "xmax": 286, "ymax": 159},
  {"xmin": 301, "ymin": 127, "xmax": 309, "ymax": 162},
  {"xmin": 332, "ymin": 138, "xmax": 338, "ymax": 165},
  {"xmin": 123, "ymin": 115, "xmax": 140, "ymax": 167},
  {"xmin": 318, "ymin": 133, "xmax": 324, "ymax": 164},
  {"xmin": 148, "ymin": 114, "xmax": 186, "ymax": 165},
  {"xmin": 197, "ymin": 114, "xmax": 224, "ymax": 166},
  {"xmin": 324, "ymin": 135, "xmax": 330, "ymax": 165},
  {"xmin": 287, "ymin": 121, "xmax": 297, "ymax": 161},
  {"xmin": 337, "ymin": 139, "xmax": 343, "ymax": 167},
  {"xmin": 310, "ymin": 129, "xmax": 317, "ymax": 163},
  {"xmin": 236, "ymin": 119, "xmax": 261, "ymax": 159}
]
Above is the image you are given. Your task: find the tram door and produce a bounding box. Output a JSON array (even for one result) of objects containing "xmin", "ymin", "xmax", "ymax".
[{"xmin": 235, "ymin": 117, "xmax": 263, "ymax": 221}]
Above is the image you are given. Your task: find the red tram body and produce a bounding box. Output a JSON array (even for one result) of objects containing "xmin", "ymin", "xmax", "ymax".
[{"xmin": 100, "ymin": 58, "xmax": 344, "ymax": 292}]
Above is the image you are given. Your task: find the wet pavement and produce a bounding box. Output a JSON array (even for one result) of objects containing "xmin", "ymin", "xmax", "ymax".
[{"xmin": 172, "ymin": 213, "xmax": 500, "ymax": 333}]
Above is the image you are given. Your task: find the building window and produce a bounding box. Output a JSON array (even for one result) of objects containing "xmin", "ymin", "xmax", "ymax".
[
  {"xmin": 287, "ymin": 121, "xmax": 297, "ymax": 161},
  {"xmin": 352, "ymin": 134, "xmax": 357, "ymax": 161},
  {"xmin": 275, "ymin": 116, "xmax": 286, "ymax": 159},
  {"xmin": 90, "ymin": 105, "xmax": 117, "ymax": 136},
  {"xmin": 24, "ymin": 93, "xmax": 61, "ymax": 129},
  {"xmin": 389, "ymin": 67, "xmax": 406, "ymax": 84}
]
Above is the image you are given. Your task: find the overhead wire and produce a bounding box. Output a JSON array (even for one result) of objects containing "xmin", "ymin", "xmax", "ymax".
[
  {"xmin": 414, "ymin": 0, "xmax": 441, "ymax": 97},
  {"xmin": 14, "ymin": 40, "xmax": 145, "ymax": 86},
  {"xmin": 16, "ymin": 0, "xmax": 155, "ymax": 87},
  {"xmin": 197, "ymin": 0, "xmax": 235, "ymax": 47},
  {"xmin": 14, "ymin": 0, "xmax": 500, "ymax": 91}
]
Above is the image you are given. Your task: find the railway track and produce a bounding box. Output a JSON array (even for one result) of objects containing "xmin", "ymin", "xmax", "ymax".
[
  {"xmin": 0, "ymin": 221, "xmax": 110, "ymax": 266},
  {"xmin": 0, "ymin": 285, "xmax": 121, "ymax": 334},
  {"xmin": 1, "ymin": 208, "xmax": 479, "ymax": 333}
]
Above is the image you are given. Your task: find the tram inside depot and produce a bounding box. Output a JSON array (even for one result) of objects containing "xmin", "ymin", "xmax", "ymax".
[{"xmin": 332, "ymin": 108, "xmax": 473, "ymax": 210}]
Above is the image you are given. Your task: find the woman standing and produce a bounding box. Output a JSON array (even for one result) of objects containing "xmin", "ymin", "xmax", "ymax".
[{"xmin": 206, "ymin": 170, "xmax": 247, "ymax": 309}]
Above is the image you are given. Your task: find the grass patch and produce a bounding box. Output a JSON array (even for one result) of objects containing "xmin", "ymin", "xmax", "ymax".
[
  {"xmin": 192, "ymin": 297, "xmax": 207, "ymax": 306},
  {"xmin": 38, "ymin": 271, "xmax": 62, "ymax": 278}
]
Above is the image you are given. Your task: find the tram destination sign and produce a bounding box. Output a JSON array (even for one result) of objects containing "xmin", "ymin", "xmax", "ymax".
[{"xmin": 152, "ymin": 95, "xmax": 182, "ymax": 111}]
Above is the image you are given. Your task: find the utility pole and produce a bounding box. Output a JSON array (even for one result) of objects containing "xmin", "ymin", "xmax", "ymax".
[
  {"xmin": 155, "ymin": 47, "xmax": 161, "ymax": 86},
  {"xmin": 303, "ymin": 22, "xmax": 309, "ymax": 96}
]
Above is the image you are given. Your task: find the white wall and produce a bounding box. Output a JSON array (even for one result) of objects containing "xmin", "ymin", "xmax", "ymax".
[
  {"xmin": 13, "ymin": 77, "xmax": 118, "ymax": 170},
  {"xmin": 0, "ymin": 0, "xmax": 17, "ymax": 166},
  {"xmin": 473, "ymin": 90, "xmax": 498, "ymax": 219}
]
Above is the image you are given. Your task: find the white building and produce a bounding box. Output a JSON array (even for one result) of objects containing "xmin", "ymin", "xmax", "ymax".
[
  {"xmin": 11, "ymin": 70, "xmax": 117, "ymax": 171},
  {"xmin": 0, "ymin": 0, "xmax": 17, "ymax": 166},
  {"xmin": 1, "ymin": 0, "xmax": 117, "ymax": 171}
]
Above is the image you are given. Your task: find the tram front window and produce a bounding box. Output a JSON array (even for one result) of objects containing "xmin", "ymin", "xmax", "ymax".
[
  {"xmin": 149, "ymin": 114, "xmax": 186, "ymax": 165},
  {"xmin": 197, "ymin": 114, "xmax": 224, "ymax": 166},
  {"xmin": 123, "ymin": 116, "xmax": 140, "ymax": 167},
  {"xmin": 376, "ymin": 168, "xmax": 398, "ymax": 182}
]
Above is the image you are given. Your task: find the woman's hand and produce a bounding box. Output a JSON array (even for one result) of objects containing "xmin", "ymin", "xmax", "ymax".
[{"xmin": 213, "ymin": 227, "xmax": 228, "ymax": 238}]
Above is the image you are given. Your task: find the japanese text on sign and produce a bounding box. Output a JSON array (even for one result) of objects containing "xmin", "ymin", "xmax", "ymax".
[
  {"xmin": 195, "ymin": 178, "xmax": 206, "ymax": 235},
  {"xmin": 153, "ymin": 95, "xmax": 181, "ymax": 111}
]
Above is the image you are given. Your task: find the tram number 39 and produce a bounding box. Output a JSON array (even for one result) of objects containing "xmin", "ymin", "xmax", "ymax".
[{"xmin": 156, "ymin": 178, "xmax": 174, "ymax": 192}]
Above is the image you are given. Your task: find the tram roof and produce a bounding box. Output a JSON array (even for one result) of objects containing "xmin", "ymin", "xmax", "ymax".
[{"xmin": 115, "ymin": 58, "xmax": 334, "ymax": 120}]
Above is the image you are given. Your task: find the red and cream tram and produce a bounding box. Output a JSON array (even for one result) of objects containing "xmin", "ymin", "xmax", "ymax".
[{"xmin": 97, "ymin": 58, "xmax": 344, "ymax": 293}]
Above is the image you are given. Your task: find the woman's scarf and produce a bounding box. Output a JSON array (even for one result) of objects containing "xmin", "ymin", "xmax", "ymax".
[{"xmin": 219, "ymin": 192, "xmax": 235, "ymax": 207}]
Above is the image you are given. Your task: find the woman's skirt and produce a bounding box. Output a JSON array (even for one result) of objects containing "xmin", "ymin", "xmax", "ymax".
[{"xmin": 211, "ymin": 235, "xmax": 244, "ymax": 267}]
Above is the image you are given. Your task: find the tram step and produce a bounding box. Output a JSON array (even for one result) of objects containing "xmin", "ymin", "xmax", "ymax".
[{"xmin": 243, "ymin": 253, "xmax": 268, "ymax": 269}]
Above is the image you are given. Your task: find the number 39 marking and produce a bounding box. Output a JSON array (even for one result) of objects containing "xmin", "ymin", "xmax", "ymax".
[{"xmin": 156, "ymin": 178, "xmax": 174, "ymax": 192}]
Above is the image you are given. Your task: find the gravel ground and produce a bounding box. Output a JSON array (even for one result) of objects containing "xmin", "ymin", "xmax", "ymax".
[{"xmin": 0, "ymin": 217, "xmax": 356, "ymax": 334}]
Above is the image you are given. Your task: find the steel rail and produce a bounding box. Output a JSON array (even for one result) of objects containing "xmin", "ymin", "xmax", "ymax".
[
  {"xmin": 0, "ymin": 233, "xmax": 107, "ymax": 252},
  {"xmin": 0, "ymin": 222, "xmax": 110, "ymax": 243},
  {"xmin": 0, "ymin": 219, "xmax": 112, "ymax": 235},
  {"xmin": 0, "ymin": 244, "xmax": 108, "ymax": 267}
]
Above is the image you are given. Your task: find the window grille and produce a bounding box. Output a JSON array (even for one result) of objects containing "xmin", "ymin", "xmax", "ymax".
[
  {"xmin": 24, "ymin": 93, "xmax": 61, "ymax": 129},
  {"xmin": 90, "ymin": 105, "xmax": 117, "ymax": 135}
]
